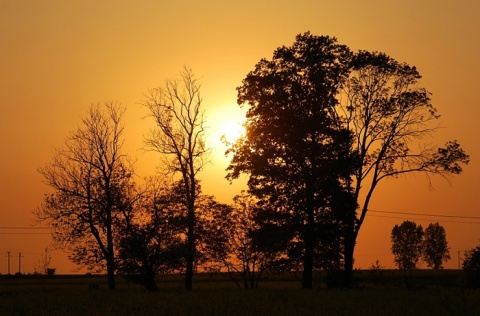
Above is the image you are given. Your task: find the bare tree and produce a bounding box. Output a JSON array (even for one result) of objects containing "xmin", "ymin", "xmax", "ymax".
[
  {"xmin": 35, "ymin": 102, "xmax": 134, "ymax": 290},
  {"xmin": 33, "ymin": 247, "xmax": 52, "ymax": 275},
  {"xmin": 143, "ymin": 67, "xmax": 209, "ymax": 291}
]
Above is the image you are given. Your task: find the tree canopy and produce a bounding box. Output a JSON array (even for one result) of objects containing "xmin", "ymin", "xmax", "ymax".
[
  {"xmin": 391, "ymin": 221, "xmax": 424, "ymax": 270},
  {"xmin": 227, "ymin": 32, "xmax": 357, "ymax": 289},
  {"xmin": 423, "ymin": 222, "xmax": 450, "ymax": 269}
]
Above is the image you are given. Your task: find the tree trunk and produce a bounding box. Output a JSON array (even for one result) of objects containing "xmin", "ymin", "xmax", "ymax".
[
  {"xmin": 106, "ymin": 217, "xmax": 116, "ymax": 290},
  {"xmin": 106, "ymin": 255, "xmax": 116, "ymax": 290},
  {"xmin": 342, "ymin": 232, "xmax": 356, "ymax": 288},
  {"xmin": 185, "ymin": 259, "xmax": 193, "ymax": 291},
  {"xmin": 185, "ymin": 205, "xmax": 195, "ymax": 291},
  {"xmin": 339, "ymin": 199, "xmax": 360, "ymax": 289},
  {"xmin": 302, "ymin": 202, "xmax": 315, "ymax": 290},
  {"xmin": 249, "ymin": 271, "xmax": 255, "ymax": 290},
  {"xmin": 145, "ymin": 271, "xmax": 158, "ymax": 292},
  {"xmin": 302, "ymin": 246, "xmax": 314, "ymax": 289}
]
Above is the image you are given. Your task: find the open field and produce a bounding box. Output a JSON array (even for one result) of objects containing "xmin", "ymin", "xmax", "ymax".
[{"xmin": 0, "ymin": 271, "xmax": 479, "ymax": 315}]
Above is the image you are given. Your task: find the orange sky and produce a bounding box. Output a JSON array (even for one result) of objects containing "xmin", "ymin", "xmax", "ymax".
[{"xmin": 1, "ymin": 0, "xmax": 479, "ymax": 274}]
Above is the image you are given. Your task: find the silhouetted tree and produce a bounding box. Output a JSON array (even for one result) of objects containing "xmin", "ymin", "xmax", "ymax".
[
  {"xmin": 33, "ymin": 247, "xmax": 52, "ymax": 275},
  {"xmin": 35, "ymin": 103, "xmax": 134, "ymax": 290},
  {"xmin": 193, "ymin": 194, "xmax": 233, "ymax": 270},
  {"xmin": 391, "ymin": 221, "xmax": 424, "ymax": 270},
  {"xmin": 144, "ymin": 67, "xmax": 209, "ymax": 291},
  {"xmin": 210, "ymin": 192, "xmax": 272, "ymax": 289},
  {"xmin": 336, "ymin": 50, "xmax": 470, "ymax": 286},
  {"xmin": 227, "ymin": 32, "xmax": 357, "ymax": 289},
  {"xmin": 116, "ymin": 179, "xmax": 184, "ymax": 292},
  {"xmin": 116, "ymin": 178, "xmax": 231, "ymax": 291},
  {"xmin": 423, "ymin": 222, "xmax": 450, "ymax": 269},
  {"xmin": 159, "ymin": 180, "xmax": 233, "ymax": 269},
  {"xmin": 463, "ymin": 244, "xmax": 480, "ymax": 288}
]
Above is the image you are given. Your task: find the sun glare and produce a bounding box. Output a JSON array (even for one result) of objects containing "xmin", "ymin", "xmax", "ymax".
[
  {"xmin": 220, "ymin": 120, "xmax": 245, "ymax": 145},
  {"xmin": 207, "ymin": 105, "xmax": 246, "ymax": 163}
]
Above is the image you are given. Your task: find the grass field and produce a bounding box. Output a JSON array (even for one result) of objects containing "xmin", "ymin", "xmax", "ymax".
[{"xmin": 0, "ymin": 271, "xmax": 479, "ymax": 315}]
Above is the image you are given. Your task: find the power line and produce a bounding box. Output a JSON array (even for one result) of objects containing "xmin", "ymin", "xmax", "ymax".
[
  {"xmin": 0, "ymin": 227, "xmax": 50, "ymax": 229},
  {"xmin": 0, "ymin": 232, "xmax": 51, "ymax": 235},
  {"xmin": 0, "ymin": 226, "xmax": 51, "ymax": 234},
  {"xmin": 369, "ymin": 214, "xmax": 480, "ymax": 225},
  {"xmin": 368, "ymin": 209, "xmax": 480, "ymax": 220}
]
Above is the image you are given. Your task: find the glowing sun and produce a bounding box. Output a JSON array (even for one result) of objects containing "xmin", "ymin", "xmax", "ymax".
[
  {"xmin": 220, "ymin": 120, "xmax": 245, "ymax": 145},
  {"xmin": 207, "ymin": 105, "xmax": 246, "ymax": 163}
]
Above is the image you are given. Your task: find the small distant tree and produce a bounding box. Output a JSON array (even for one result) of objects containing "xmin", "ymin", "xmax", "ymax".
[
  {"xmin": 33, "ymin": 247, "xmax": 52, "ymax": 275},
  {"xmin": 463, "ymin": 245, "xmax": 480, "ymax": 288},
  {"xmin": 368, "ymin": 260, "xmax": 384, "ymax": 285},
  {"xmin": 423, "ymin": 222, "xmax": 450, "ymax": 269},
  {"xmin": 369, "ymin": 259, "xmax": 383, "ymax": 271},
  {"xmin": 391, "ymin": 221, "xmax": 424, "ymax": 270}
]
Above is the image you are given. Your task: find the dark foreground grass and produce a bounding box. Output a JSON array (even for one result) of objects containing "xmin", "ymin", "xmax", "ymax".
[
  {"xmin": 0, "ymin": 271, "xmax": 479, "ymax": 315},
  {"xmin": 1, "ymin": 286, "xmax": 480, "ymax": 316}
]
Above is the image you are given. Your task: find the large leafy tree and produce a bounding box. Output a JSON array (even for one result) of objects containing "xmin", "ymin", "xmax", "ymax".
[
  {"xmin": 423, "ymin": 222, "xmax": 450, "ymax": 269},
  {"xmin": 35, "ymin": 103, "xmax": 134, "ymax": 290},
  {"xmin": 339, "ymin": 51, "xmax": 469, "ymax": 285},
  {"xmin": 227, "ymin": 32, "xmax": 356, "ymax": 289},
  {"xmin": 144, "ymin": 67, "xmax": 209, "ymax": 291}
]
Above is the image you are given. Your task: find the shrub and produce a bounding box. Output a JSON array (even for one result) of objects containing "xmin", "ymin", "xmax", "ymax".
[{"xmin": 463, "ymin": 245, "xmax": 480, "ymax": 288}]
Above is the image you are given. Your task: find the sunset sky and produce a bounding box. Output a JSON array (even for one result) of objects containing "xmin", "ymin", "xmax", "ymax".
[{"xmin": 1, "ymin": 0, "xmax": 479, "ymax": 274}]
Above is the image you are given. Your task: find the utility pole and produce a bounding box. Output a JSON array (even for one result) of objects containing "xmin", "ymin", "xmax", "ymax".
[
  {"xmin": 458, "ymin": 250, "xmax": 461, "ymax": 270},
  {"xmin": 44, "ymin": 247, "xmax": 51, "ymax": 274},
  {"xmin": 7, "ymin": 251, "xmax": 11, "ymax": 275},
  {"xmin": 17, "ymin": 252, "xmax": 23, "ymax": 274}
]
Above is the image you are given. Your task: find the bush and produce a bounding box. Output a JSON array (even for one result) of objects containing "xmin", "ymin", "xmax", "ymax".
[{"xmin": 462, "ymin": 245, "xmax": 480, "ymax": 288}]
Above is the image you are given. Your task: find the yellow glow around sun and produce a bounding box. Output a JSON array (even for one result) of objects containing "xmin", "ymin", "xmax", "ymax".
[
  {"xmin": 206, "ymin": 104, "xmax": 246, "ymax": 164},
  {"xmin": 220, "ymin": 120, "xmax": 245, "ymax": 145}
]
